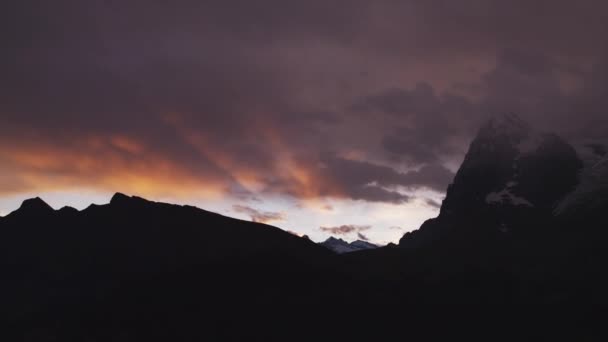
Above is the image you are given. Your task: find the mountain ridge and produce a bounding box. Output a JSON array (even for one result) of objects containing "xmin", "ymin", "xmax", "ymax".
[{"xmin": 2, "ymin": 115, "xmax": 608, "ymax": 341}]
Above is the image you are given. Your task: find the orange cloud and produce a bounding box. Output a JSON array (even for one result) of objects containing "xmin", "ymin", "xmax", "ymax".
[
  {"xmin": 162, "ymin": 112, "xmax": 346, "ymax": 200},
  {"xmin": 0, "ymin": 134, "xmax": 228, "ymax": 199},
  {"xmin": 252, "ymin": 119, "xmax": 346, "ymax": 199},
  {"xmin": 0, "ymin": 113, "xmax": 412, "ymax": 205}
]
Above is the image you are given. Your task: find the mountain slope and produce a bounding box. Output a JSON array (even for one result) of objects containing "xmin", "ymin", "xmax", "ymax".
[
  {"xmin": 1, "ymin": 193, "xmax": 331, "ymax": 262},
  {"xmin": 0, "ymin": 193, "xmax": 345, "ymax": 341}
]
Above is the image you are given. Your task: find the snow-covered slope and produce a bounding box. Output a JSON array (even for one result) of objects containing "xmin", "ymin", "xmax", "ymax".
[{"xmin": 320, "ymin": 237, "xmax": 379, "ymax": 254}]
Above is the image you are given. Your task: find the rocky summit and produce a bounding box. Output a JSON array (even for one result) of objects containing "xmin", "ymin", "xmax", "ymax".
[{"xmin": 400, "ymin": 114, "xmax": 584, "ymax": 248}]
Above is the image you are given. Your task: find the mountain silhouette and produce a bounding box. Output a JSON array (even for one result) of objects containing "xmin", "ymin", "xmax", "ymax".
[
  {"xmin": 1, "ymin": 193, "xmax": 343, "ymax": 341},
  {"xmin": 8, "ymin": 197, "xmax": 55, "ymax": 218},
  {"xmin": 2, "ymin": 117, "xmax": 608, "ymax": 341}
]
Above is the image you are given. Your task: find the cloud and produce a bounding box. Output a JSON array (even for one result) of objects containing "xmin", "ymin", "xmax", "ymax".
[
  {"xmin": 233, "ymin": 205, "xmax": 286, "ymax": 224},
  {"xmin": 585, "ymin": 143, "xmax": 607, "ymax": 157},
  {"xmin": 424, "ymin": 199, "xmax": 442, "ymax": 209},
  {"xmin": 320, "ymin": 224, "xmax": 371, "ymax": 235},
  {"xmin": 318, "ymin": 155, "xmax": 455, "ymax": 201},
  {"xmin": 355, "ymin": 82, "xmax": 481, "ymax": 165},
  {"xmin": 357, "ymin": 232, "xmax": 370, "ymax": 241},
  {"xmin": 2, "ymin": 0, "xmax": 608, "ymax": 207}
]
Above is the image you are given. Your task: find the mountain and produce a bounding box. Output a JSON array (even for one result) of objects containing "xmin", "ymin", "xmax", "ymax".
[
  {"xmin": 0, "ymin": 193, "xmax": 348, "ymax": 341},
  {"xmin": 400, "ymin": 113, "xmax": 584, "ymax": 248},
  {"xmin": 387, "ymin": 114, "xmax": 608, "ymax": 339},
  {"xmin": 1, "ymin": 192, "xmax": 332, "ymax": 264},
  {"xmin": 3, "ymin": 116, "xmax": 608, "ymax": 341},
  {"xmin": 320, "ymin": 237, "xmax": 379, "ymax": 253}
]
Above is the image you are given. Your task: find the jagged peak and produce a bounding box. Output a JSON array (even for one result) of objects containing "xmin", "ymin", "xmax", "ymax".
[
  {"xmin": 324, "ymin": 236, "xmax": 347, "ymax": 244},
  {"xmin": 19, "ymin": 197, "xmax": 54, "ymax": 211},
  {"xmin": 16, "ymin": 197, "xmax": 54, "ymax": 214},
  {"xmin": 109, "ymin": 193, "xmax": 152, "ymax": 208},
  {"xmin": 465, "ymin": 113, "xmax": 562, "ymax": 159},
  {"xmin": 110, "ymin": 192, "xmax": 131, "ymax": 204}
]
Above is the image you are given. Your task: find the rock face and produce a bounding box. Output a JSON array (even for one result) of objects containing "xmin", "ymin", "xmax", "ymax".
[{"xmin": 400, "ymin": 114, "xmax": 583, "ymax": 247}]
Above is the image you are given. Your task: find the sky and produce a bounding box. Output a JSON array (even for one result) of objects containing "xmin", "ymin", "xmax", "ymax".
[{"xmin": 2, "ymin": 1, "xmax": 608, "ymax": 244}]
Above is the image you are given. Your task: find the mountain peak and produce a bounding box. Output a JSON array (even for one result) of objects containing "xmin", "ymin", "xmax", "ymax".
[
  {"xmin": 109, "ymin": 193, "xmax": 153, "ymax": 210},
  {"xmin": 110, "ymin": 192, "xmax": 131, "ymax": 204},
  {"xmin": 325, "ymin": 236, "xmax": 346, "ymax": 243},
  {"xmin": 401, "ymin": 115, "xmax": 583, "ymax": 248},
  {"xmin": 16, "ymin": 197, "xmax": 54, "ymax": 215}
]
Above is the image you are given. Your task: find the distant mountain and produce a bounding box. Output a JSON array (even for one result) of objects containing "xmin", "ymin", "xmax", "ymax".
[{"xmin": 320, "ymin": 237, "xmax": 378, "ymax": 254}]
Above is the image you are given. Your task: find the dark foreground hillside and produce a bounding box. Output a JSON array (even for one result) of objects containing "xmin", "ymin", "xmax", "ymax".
[{"xmin": 2, "ymin": 117, "xmax": 608, "ymax": 341}]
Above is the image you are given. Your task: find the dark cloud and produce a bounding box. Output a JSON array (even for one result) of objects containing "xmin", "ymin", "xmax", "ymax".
[
  {"xmin": 320, "ymin": 225, "xmax": 371, "ymax": 235},
  {"xmin": 232, "ymin": 205, "xmax": 285, "ymax": 224},
  {"xmin": 1, "ymin": 0, "xmax": 608, "ymax": 204},
  {"xmin": 355, "ymin": 82, "xmax": 480, "ymax": 165},
  {"xmin": 357, "ymin": 232, "xmax": 370, "ymax": 241},
  {"xmin": 425, "ymin": 199, "xmax": 442, "ymax": 209},
  {"xmin": 352, "ymin": 83, "xmax": 437, "ymax": 117},
  {"xmin": 382, "ymin": 135, "xmax": 439, "ymax": 164},
  {"xmin": 361, "ymin": 47, "xmax": 608, "ymax": 170},
  {"xmin": 586, "ymin": 144, "xmax": 607, "ymax": 157},
  {"xmin": 318, "ymin": 155, "xmax": 455, "ymax": 201}
]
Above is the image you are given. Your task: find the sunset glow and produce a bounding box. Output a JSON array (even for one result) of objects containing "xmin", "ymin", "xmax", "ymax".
[{"xmin": 2, "ymin": 1, "xmax": 607, "ymax": 244}]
